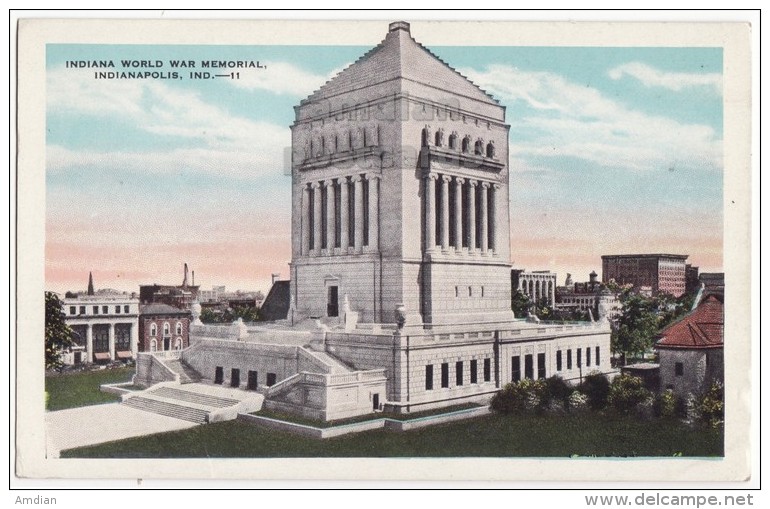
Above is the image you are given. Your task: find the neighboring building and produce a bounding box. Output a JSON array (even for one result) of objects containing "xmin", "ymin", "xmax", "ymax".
[
  {"xmin": 511, "ymin": 269, "xmax": 556, "ymax": 308},
  {"xmin": 138, "ymin": 303, "xmax": 191, "ymax": 353},
  {"xmin": 685, "ymin": 264, "xmax": 700, "ymax": 295},
  {"xmin": 656, "ymin": 294, "xmax": 724, "ymax": 398},
  {"xmin": 699, "ymin": 272, "xmax": 725, "ymax": 296},
  {"xmin": 601, "ymin": 253, "xmax": 688, "ymax": 297},
  {"xmin": 260, "ymin": 280, "xmax": 291, "ymax": 322},
  {"xmin": 139, "ymin": 263, "xmax": 200, "ymax": 311},
  {"xmin": 556, "ymin": 271, "xmax": 621, "ymax": 321},
  {"xmin": 133, "ymin": 22, "xmax": 614, "ymax": 422},
  {"xmin": 61, "ymin": 274, "xmax": 139, "ymax": 364}
]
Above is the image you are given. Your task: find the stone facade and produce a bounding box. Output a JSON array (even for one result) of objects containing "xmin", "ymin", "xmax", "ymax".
[
  {"xmin": 289, "ymin": 21, "xmax": 513, "ymax": 326},
  {"xmin": 62, "ymin": 293, "xmax": 139, "ymax": 364},
  {"xmin": 512, "ymin": 269, "xmax": 556, "ymax": 308}
]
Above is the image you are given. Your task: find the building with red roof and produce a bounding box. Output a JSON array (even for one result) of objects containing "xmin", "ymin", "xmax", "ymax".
[{"xmin": 656, "ymin": 294, "xmax": 724, "ymax": 397}]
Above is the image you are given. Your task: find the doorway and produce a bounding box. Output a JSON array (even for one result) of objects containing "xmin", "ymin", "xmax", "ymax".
[
  {"xmin": 230, "ymin": 368, "xmax": 240, "ymax": 388},
  {"xmin": 372, "ymin": 393, "xmax": 380, "ymax": 411},
  {"xmin": 247, "ymin": 370, "xmax": 258, "ymax": 391},
  {"xmin": 327, "ymin": 285, "xmax": 339, "ymax": 317}
]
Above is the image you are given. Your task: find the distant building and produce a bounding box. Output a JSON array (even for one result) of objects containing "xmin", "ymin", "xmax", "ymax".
[
  {"xmin": 685, "ymin": 264, "xmax": 700, "ymax": 294},
  {"xmin": 556, "ymin": 271, "xmax": 621, "ymax": 320},
  {"xmin": 656, "ymin": 294, "xmax": 723, "ymax": 398},
  {"xmin": 138, "ymin": 303, "xmax": 191, "ymax": 353},
  {"xmin": 260, "ymin": 280, "xmax": 290, "ymax": 321},
  {"xmin": 511, "ymin": 269, "xmax": 556, "ymax": 308},
  {"xmin": 197, "ymin": 285, "xmax": 264, "ymax": 310},
  {"xmin": 139, "ymin": 263, "xmax": 199, "ymax": 311},
  {"xmin": 61, "ymin": 273, "xmax": 139, "ymax": 364},
  {"xmin": 601, "ymin": 253, "xmax": 688, "ymax": 297}
]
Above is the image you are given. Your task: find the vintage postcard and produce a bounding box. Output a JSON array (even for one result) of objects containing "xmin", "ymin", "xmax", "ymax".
[{"xmin": 14, "ymin": 15, "xmax": 754, "ymax": 484}]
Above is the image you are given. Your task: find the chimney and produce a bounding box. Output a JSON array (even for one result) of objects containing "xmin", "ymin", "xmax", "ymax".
[
  {"xmin": 182, "ymin": 263, "xmax": 189, "ymax": 287},
  {"xmin": 87, "ymin": 272, "xmax": 94, "ymax": 296}
]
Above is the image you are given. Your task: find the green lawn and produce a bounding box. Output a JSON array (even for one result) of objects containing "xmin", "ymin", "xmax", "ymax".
[
  {"xmin": 45, "ymin": 366, "xmax": 135, "ymax": 411},
  {"xmin": 61, "ymin": 411, "xmax": 723, "ymax": 458}
]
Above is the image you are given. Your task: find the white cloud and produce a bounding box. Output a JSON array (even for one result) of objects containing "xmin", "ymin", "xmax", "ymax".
[
  {"xmin": 46, "ymin": 68, "xmax": 291, "ymax": 178},
  {"xmin": 608, "ymin": 62, "xmax": 722, "ymax": 93},
  {"xmin": 227, "ymin": 60, "xmax": 348, "ymax": 98},
  {"xmin": 459, "ymin": 64, "xmax": 722, "ymax": 174}
]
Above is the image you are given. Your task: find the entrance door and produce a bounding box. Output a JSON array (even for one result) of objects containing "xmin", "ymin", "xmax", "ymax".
[
  {"xmin": 372, "ymin": 393, "xmax": 380, "ymax": 411},
  {"xmin": 327, "ymin": 285, "xmax": 339, "ymax": 317},
  {"xmin": 164, "ymin": 337, "xmax": 170, "ymax": 351},
  {"xmin": 214, "ymin": 366, "xmax": 224, "ymax": 384},
  {"xmin": 230, "ymin": 368, "xmax": 240, "ymax": 388},
  {"xmin": 247, "ymin": 370, "xmax": 258, "ymax": 391}
]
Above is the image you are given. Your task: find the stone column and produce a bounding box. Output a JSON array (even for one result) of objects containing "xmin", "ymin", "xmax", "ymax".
[
  {"xmin": 467, "ymin": 179, "xmax": 477, "ymax": 252},
  {"xmin": 367, "ymin": 174, "xmax": 379, "ymax": 251},
  {"xmin": 424, "ymin": 173, "xmax": 438, "ymax": 252},
  {"xmin": 301, "ymin": 184, "xmax": 310, "ymax": 255},
  {"xmin": 454, "ymin": 177, "xmax": 464, "ymax": 251},
  {"xmin": 491, "ymin": 184, "xmax": 499, "ymax": 253},
  {"xmin": 353, "ymin": 175, "xmax": 364, "ymax": 253},
  {"xmin": 325, "ymin": 180, "xmax": 336, "ymax": 253},
  {"xmin": 550, "ymin": 281, "xmax": 556, "ymax": 308},
  {"xmin": 108, "ymin": 323, "xmax": 116, "ymax": 361},
  {"xmin": 440, "ymin": 175, "xmax": 451, "ymax": 251},
  {"xmin": 480, "ymin": 182, "xmax": 489, "ymax": 254},
  {"xmin": 86, "ymin": 324, "xmax": 93, "ymax": 363},
  {"xmin": 129, "ymin": 323, "xmax": 137, "ymax": 356},
  {"xmin": 312, "ymin": 182, "xmax": 322, "ymax": 255},
  {"xmin": 340, "ymin": 177, "xmax": 349, "ymax": 251}
]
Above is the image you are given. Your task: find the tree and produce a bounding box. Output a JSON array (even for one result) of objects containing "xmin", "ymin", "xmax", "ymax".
[
  {"xmin": 511, "ymin": 290, "xmax": 531, "ymax": 318},
  {"xmin": 611, "ymin": 291, "xmax": 660, "ymax": 364},
  {"xmin": 45, "ymin": 292, "xmax": 75, "ymax": 371}
]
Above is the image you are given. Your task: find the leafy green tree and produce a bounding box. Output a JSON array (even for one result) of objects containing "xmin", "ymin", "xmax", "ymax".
[
  {"xmin": 611, "ymin": 292, "xmax": 660, "ymax": 364},
  {"xmin": 579, "ymin": 371, "xmax": 611, "ymax": 410},
  {"xmin": 608, "ymin": 374, "xmax": 653, "ymax": 415},
  {"xmin": 45, "ymin": 292, "xmax": 75, "ymax": 371},
  {"xmin": 511, "ymin": 290, "xmax": 531, "ymax": 318}
]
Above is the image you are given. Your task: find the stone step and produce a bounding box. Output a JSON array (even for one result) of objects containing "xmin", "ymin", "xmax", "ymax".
[
  {"xmin": 163, "ymin": 359, "xmax": 202, "ymax": 384},
  {"xmin": 309, "ymin": 351, "xmax": 352, "ymax": 373},
  {"xmin": 148, "ymin": 386, "xmax": 240, "ymax": 408},
  {"xmin": 123, "ymin": 396, "xmax": 209, "ymax": 424}
]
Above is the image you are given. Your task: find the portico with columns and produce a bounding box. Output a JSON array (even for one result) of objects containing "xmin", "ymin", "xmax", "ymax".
[{"xmin": 62, "ymin": 294, "xmax": 139, "ymax": 364}]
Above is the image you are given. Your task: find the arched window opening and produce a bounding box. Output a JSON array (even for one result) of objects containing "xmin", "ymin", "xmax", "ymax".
[{"xmin": 486, "ymin": 141, "xmax": 495, "ymax": 158}]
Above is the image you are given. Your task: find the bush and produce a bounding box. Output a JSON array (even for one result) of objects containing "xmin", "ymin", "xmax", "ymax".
[
  {"xmin": 656, "ymin": 389, "xmax": 677, "ymax": 419},
  {"xmin": 608, "ymin": 374, "xmax": 653, "ymax": 415},
  {"xmin": 579, "ymin": 371, "xmax": 611, "ymax": 410},
  {"xmin": 542, "ymin": 376, "xmax": 572, "ymax": 410},
  {"xmin": 698, "ymin": 380, "xmax": 724, "ymax": 429},
  {"xmin": 568, "ymin": 391, "xmax": 589, "ymax": 412},
  {"xmin": 490, "ymin": 379, "xmax": 545, "ymax": 414}
]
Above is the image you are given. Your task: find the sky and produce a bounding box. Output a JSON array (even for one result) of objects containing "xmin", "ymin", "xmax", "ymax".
[{"xmin": 45, "ymin": 40, "xmax": 723, "ymax": 295}]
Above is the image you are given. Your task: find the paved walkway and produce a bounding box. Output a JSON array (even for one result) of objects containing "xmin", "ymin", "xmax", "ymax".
[{"xmin": 45, "ymin": 403, "xmax": 198, "ymax": 458}]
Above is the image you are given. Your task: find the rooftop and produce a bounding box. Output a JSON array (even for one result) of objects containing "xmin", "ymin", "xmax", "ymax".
[{"xmin": 656, "ymin": 294, "xmax": 724, "ymax": 350}]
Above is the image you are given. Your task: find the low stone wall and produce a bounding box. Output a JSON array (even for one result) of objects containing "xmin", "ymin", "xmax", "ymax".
[
  {"xmin": 237, "ymin": 405, "xmax": 491, "ymax": 439},
  {"xmin": 134, "ymin": 352, "xmax": 179, "ymax": 388},
  {"xmin": 99, "ymin": 381, "xmax": 137, "ymax": 396}
]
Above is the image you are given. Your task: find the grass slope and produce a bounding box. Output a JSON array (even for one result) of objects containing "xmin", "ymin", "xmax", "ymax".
[
  {"xmin": 62, "ymin": 412, "xmax": 723, "ymax": 458},
  {"xmin": 46, "ymin": 367, "xmax": 134, "ymax": 411}
]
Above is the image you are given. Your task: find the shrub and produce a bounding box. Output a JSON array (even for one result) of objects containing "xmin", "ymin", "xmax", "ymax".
[
  {"xmin": 542, "ymin": 375, "xmax": 571, "ymax": 410},
  {"xmin": 656, "ymin": 389, "xmax": 677, "ymax": 419},
  {"xmin": 568, "ymin": 391, "xmax": 589, "ymax": 412},
  {"xmin": 698, "ymin": 380, "xmax": 724, "ymax": 429},
  {"xmin": 490, "ymin": 378, "xmax": 545, "ymax": 414},
  {"xmin": 608, "ymin": 374, "xmax": 653, "ymax": 415},
  {"xmin": 579, "ymin": 371, "xmax": 611, "ymax": 410}
]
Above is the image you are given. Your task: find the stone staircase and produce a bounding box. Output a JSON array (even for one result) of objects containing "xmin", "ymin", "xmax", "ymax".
[
  {"xmin": 163, "ymin": 359, "xmax": 202, "ymax": 384},
  {"xmin": 148, "ymin": 386, "xmax": 240, "ymax": 408},
  {"xmin": 309, "ymin": 350, "xmax": 352, "ymax": 373},
  {"xmin": 122, "ymin": 395, "xmax": 210, "ymax": 423}
]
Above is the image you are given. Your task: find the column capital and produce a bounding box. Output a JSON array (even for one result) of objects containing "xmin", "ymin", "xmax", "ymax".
[
  {"xmin": 441, "ymin": 174, "xmax": 452, "ymax": 183},
  {"xmin": 480, "ymin": 181, "xmax": 491, "ymax": 189},
  {"xmin": 351, "ymin": 174, "xmax": 363, "ymax": 183},
  {"xmin": 426, "ymin": 172, "xmax": 439, "ymax": 181},
  {"xmin": 468, "ymin": 178, "xmax": 478, "ymax": 187},
  {"xmin": 311, "ymin": 181, "xmax": 321, "ymax": 189},
  {"xmin": 455, "ymin": 177, "xmax": 465, "ymax": 185},
  {"xmin": 493, "ymin": 183, "xmax": 501, "ymax": 190},
  {"xmin": 365, "ymin": 172, "xmax": 381, "ymax": 181},
  {"xmin": 323, "ymin": 179, "xmax": 335, "ymax": 188}
]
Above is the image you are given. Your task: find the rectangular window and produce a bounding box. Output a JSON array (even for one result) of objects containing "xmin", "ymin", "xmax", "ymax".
[
  {"xmin": 124, "ymin": 305, "xmax": 130, "ymax": 313},
  {"xmin": 537, "ymin": 353, "xmax": 546, "ymax": 379},
  {"xmin": 512, "ymin": 356, "xmax": 521, "ymax": 382},
  {"xmin": 69, "ymin": 306, "xmax": 76, "ymax": 315},
  {"xmin": 675, "ymin": 362, "xmax": 684, "ymax": 376},
  {"xmin": 556, "ymin": 350, "xmax": 562, "ymax": 371},
  {"xmin": 567, "ymin": 349, "xmax": 572, "ymax": 370},
  {"xmin": 586, "ymin": 347, "xmax": 591, "ymax": 367},
  {"xmin": 441, "ymin": 363, "xmax": 449, "ymax": 388},
  {"xmin": 456, "ymin": 361, "xmax": 464, "ymax": 386},
  {"xmin": 93, "ymin": 306, "xmax": 99, "ymax": 315},
  {"xmin": 79, "ymin": 306, "xmax": 86, "ymax": 315},
  {"xmin": 214, "ymin": 367, "xmax": 224, "ymax": 384},
  {"xmin": 247, "ymin": 370, "xmax": 258, "ymax": 391},
  {"xmin": 483, "ymin": 358, "xmax": 491, "ymax": 382},
  {"xmin": 230, "ymin": 368, "xmax": 240, "ymax": 388},
  {"xmin": 115, "ymin": 305, "xmax": 121, "ymax": 314},
  {"xmin": 470, "ymin": 359, "xmax": 478, "ymax": 384},
  {"xmin": 266, "ymin": 373, "xmax": 277, "ymax": 386},
  {"xmin": 524, "ymin": 354, "xmax": 534, "ymax": 380},
  {"xmin": 425, "ymin": 365, "xmax": 433, "ymax": 390},
  {"xmin": 102, "ymin": 305, "xmax": 108, "ymax": 314},
  {"xmin": 577, "ymin": 348, "xmax": 582, "ymax": 368},
  {"xmin": 595, "ymin": 346, "xmax": 600, "ymax": 366}
]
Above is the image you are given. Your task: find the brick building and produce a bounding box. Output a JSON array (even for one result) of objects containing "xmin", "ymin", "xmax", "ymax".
[
  {"xmin": 138, "ymin": 303, "xmax": 191, "ymax": 353},
  {"xmin": 601, "ymin": 253, "xmax": 688, "ymax": 297}
]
